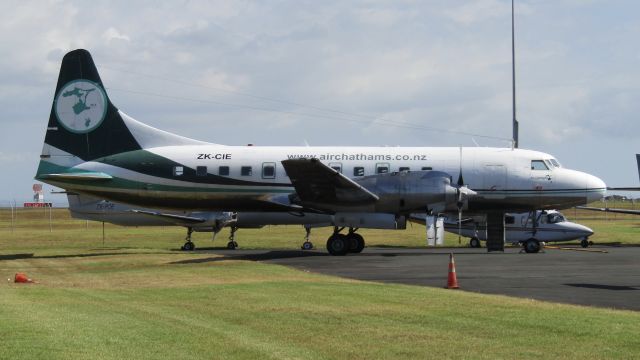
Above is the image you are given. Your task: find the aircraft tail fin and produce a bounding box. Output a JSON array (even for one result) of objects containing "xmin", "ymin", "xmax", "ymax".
[{"xmin": 37, "ymin": 49, "xmax": 207, "ymax": 179}]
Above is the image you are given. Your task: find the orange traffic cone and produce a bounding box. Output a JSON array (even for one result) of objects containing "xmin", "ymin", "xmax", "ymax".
[
  {"xmin": 446, "ymin": 253, "xmax": 459, "ymax": 289},
  {"xmin": 14, "ymin": 273, "xmax": 33, "ymax": 284}
]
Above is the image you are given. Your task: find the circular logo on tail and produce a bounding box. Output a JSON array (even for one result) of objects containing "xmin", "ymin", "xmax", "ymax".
[{"xmin": 54, "ymin": 79, "xmax": 107, "ymax": 133}]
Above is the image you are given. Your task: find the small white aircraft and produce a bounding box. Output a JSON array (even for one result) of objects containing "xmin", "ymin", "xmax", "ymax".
[
  {"xmin": 36, "ymin": 50, "xmax": 606, "ymax": 255},
  {"xmin": 67, "ymin": 193, "xmax": 381, "ymax": 251},
  {"xmin": 440, "ymin": 210, "xmax": 594, "ymax": 252}
]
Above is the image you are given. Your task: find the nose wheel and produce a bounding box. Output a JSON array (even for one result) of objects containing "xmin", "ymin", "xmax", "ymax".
[
  {"xmin": 181, "ymin": 227, "xmax": 196, "ymax": 251},
  {"xmin": 301, "ymin": 225, "xmax": 314, "ymax": 250},
  {"xmin": 227, "ymin": 226, "xmax": 239, "ymax": 249}
]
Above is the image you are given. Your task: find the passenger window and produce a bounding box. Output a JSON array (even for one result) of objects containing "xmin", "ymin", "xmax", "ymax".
[
  {"xmin": 262, "ymin": 163, "xmax": 275, "ymax": 179},
  {"xmin": 241, "ymin": 166, "xmax": 253, "ymax": 176},
  {"xmin": 173, "ymin": 166, "xmax": 184, "ymax": 176},
  {"xmin": 353, "ymin": 167, "xmax": 365, "ymax": 176},
  {"xmin": 329, "ymin": 163, "xmax": 342, "ymax": 173},
  {"xmin": 531, "ymin": 160, "xmax": 549, "ymax": 170},
  {"xmin": 421, "ymin": 166, "xmax": 432, "ymax": 171},
  {"xmin": 376, "ymin": 163, "xmax": 390, "ymax": 174},
  {"xmin": 399, "ymin": 167, "xmax": 410, "ymax": 172},
  {"xmin": 505, "ymin": 215, "xmax": 515, "ymax": 225},
  {"xmin": 196, "ymin": 166, "xmax": 207, "ymax": 177},
  {"xmin": 219, "ymin": 166, "xmax": 229, "ymax": 176}
]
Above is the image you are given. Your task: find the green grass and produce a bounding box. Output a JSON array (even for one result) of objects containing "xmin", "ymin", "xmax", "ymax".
[{"xmin": 1, "ymin": 208, "xmax": 640, "ymax": 359}]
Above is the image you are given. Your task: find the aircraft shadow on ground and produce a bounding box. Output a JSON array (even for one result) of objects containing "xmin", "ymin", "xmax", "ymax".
[
  {"xmin": 169, "ymin": 250, "xmax": 327, "ymax": 264},
  {"xmin": 168, "ymin": 247, "xmax": 495, "ymax": 264},
  {"xmin": 0, "ymin": 252, "xmax": 164, "ymax": 261},
  {"xmin": 565, "ymin": 283, "xmax": 639, "ymax": 291},
  {"xmin": 0, "ymin": 253, "xmax": 34, "ymax": 261}
]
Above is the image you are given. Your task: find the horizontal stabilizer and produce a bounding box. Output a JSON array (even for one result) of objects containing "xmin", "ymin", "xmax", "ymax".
[
  {"xmin": 281, "ymin": 158, "xmax": 379, "ymax": 207},
  {"xmin": 40, "ymin": 172, "xmax": 113, "ymax": 181},
  {"xmin": 129, "ymin": 210, "xmax": 207, "ymax": 224}
]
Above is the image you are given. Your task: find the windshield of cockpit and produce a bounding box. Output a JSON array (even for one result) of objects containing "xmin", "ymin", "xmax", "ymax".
[
  {"xmin": 531, "ymin": 158, "xmax": 562, "ymax": 170},
  {"xmin": 547, "ymin": 213, "xmax": 566, "ymax": 224}
]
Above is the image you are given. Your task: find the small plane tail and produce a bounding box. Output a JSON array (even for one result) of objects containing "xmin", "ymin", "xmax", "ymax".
[{"xmin": 37, "ymin": 49, "xmax": 207, "ymax": 179}]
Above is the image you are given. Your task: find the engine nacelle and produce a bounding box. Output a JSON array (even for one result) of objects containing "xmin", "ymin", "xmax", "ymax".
[{"xmin": 355, "ymin": 170, "xmax": 459, "ymax": 213}]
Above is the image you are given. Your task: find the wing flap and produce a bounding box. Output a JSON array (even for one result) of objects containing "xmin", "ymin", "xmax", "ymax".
[{"xmin": 281, "ymin": 158, "xmax": 379, "ymax": 207}]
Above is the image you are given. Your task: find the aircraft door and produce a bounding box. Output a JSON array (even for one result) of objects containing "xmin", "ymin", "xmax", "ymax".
[{"xmin": 482, "ymin": 164, "xmax": 507, "ymax": 199}]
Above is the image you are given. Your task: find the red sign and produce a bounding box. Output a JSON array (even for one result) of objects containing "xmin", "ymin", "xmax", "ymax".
[{"xmin": 23, "ymin": 202, "xmax": 52, "ymax": 208}]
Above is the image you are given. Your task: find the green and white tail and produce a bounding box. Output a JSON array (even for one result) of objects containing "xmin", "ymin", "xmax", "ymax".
[{"xmin": 36, "ymin": 49, "xmax": 205, "ymax": 179}]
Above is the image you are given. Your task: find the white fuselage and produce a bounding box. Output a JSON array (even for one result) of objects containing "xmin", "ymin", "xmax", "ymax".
[{"xmin": 62, "ymin": 145, "xmax": 605, "ymax": 212}]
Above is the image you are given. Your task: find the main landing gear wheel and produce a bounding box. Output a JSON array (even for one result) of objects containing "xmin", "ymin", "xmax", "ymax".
[
  {"xmin": 326, "ymin": 234, "xmax": 349, "ymax": 256},
  {"xmin": 347, "ymin": 233, "xmax": 365, "ymax": 253},
  {"xmin": 581, "ymin": 238, "xmax": 590, "ymax": 248},
  {"xmin": 226, "ymin": 241, "xmax": 238, "ymax": 250},
  {"xmin": 181, "ymin": 227, "xmax": 195, "ymax": 251},
  {"xmin": 524, "ymin": 238, "xmax": 541, "ymax": 253},
  {"xmin": 469, "ymin": 237, "xmax": 481, "ymax": 248}
]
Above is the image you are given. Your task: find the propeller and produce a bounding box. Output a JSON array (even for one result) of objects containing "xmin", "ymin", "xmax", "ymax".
[{"xmin": 455, "ymin": 147, "xmax": 477, "ymax": 244}]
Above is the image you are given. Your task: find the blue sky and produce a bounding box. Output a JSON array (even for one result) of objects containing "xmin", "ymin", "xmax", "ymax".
[{"xmin": 1, "ymin": 0, "xmax": 639, "ymax": 205}]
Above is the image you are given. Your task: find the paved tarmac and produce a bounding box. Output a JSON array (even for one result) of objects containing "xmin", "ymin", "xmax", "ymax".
[{"xmin": 206, "ymin": 245, "xmax": 640, "ymax": 311}]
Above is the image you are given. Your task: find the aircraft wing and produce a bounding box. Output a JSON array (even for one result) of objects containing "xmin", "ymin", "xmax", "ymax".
[
  {"xmin": 129, "ymin": 210, "xmax": 208, "ymax": 224},
  {"xmin": 607, "ymin": 187, "xmax": 640, "ymax": 191},
  {"xmin": 576, "ymin": 206, "xmax": 640, "ymax": 215},
  {"xmin": 281, "ymin": 158, "xmax": 379, "ymax": 207}
]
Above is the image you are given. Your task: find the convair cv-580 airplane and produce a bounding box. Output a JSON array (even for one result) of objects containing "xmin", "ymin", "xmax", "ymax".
[{"xmin": 35, "ymin": 50, "xmax": 606, "ymax": 254}]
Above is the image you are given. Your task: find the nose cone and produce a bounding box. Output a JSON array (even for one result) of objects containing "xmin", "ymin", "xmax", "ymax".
[
  {"xmin": 577, "ymin": 224, "xmax": 595, "ymax": 238},
  {"xmin": 585, "ymin": 173, "xmax": 607, "ymax": 203}
]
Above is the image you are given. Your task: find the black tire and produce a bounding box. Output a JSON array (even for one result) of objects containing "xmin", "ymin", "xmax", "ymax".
[
  {"xmin": 227, "ymin": 241, "xmax": 237, "ymax": 250},
  {"xmin": 348, "ymin": 233, "xmax": 365, "ymax": 253},
  {"xmin": 182, "ymin": 242, "xmax": 195, "ymax": 251},
  {"xmin": 302, "ymin": 241, "xmax": 314, "ymax": 250},
  {"xmin": 469, "ymin": 237, "xmax": 481, "ymax": 248},
  {"xmin": 326, "ymin": 234, "xmax": 349, "ymax": 256},
  {"xmin": 581, "ymin": 239, "xmax": 589, "ymax": 248},
  {"xmin": 524, "ymin": 239, "xmax": 540, "ymax": 253}
]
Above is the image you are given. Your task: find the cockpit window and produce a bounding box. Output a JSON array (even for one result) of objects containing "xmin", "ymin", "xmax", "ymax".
[
  {"xmin": 550, "ymin": 159, "xmax": 561, "ymax": 168},
  {"xmin": 544, "ymin": 160, "xmax": 554, "ymax": 168},
  {"xmin": 547, "ymin": 213, "xmax": 566, "ymax": 224},
  {"xmin": 531, "ymin": 160, "xmax": 549, "ymax": 170}
]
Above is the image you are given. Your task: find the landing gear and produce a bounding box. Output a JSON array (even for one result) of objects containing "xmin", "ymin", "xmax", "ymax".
[
  {"xmin": 326, "ymin": 232, "xmax": 349, "ymax": 256},
  {"xmin": 227, "ymin": 226, "xmax": 239, "ymax": 250},
  {"xmin": 347, "ymin": 230, "xmax": 365, "ymax": 253},
  {"xmin": 301, "ymin": 225, "xmax": 314, "ymax": 250},
  {"xmin": 326, "ymin": 227, "xmax": 365, "ymax": 255},
  {"xmin": 581, "ymin": 238, "xmax": 590, "ymax": 248},
  {"xmin": 181, "ymin": 227, "xmax": 195, "ymax": 251},
  {"xmin": 523, "ymin": 238, "xmax": 541, "ymax": 253},
  {"xmin": 469, "ymin": 237, "xmax": 481, "ymax": 248}
]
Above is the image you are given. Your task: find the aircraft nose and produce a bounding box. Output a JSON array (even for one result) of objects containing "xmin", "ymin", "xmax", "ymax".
[
  {"xmin": 585, "ymin": 173, "xmax": 607, "ymax": 203},
  {"xmin": 578, "ymin": 224, "xmax": 595, "ymax": 237}
]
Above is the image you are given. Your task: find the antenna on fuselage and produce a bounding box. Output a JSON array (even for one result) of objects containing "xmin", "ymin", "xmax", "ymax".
[{"xmin": 511, "ymin": 0, "xmax": 519, "ymax": 149}]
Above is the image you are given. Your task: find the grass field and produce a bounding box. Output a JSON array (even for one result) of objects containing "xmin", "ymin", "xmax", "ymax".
[{"xmin": 1, "ymin": 207, "xmax": 640, "ymax": 359}]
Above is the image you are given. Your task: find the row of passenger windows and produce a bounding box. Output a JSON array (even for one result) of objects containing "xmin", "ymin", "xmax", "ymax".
[{"xmin": 173, "ymin": 164, "xmax": 433, "ymax": 178}]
